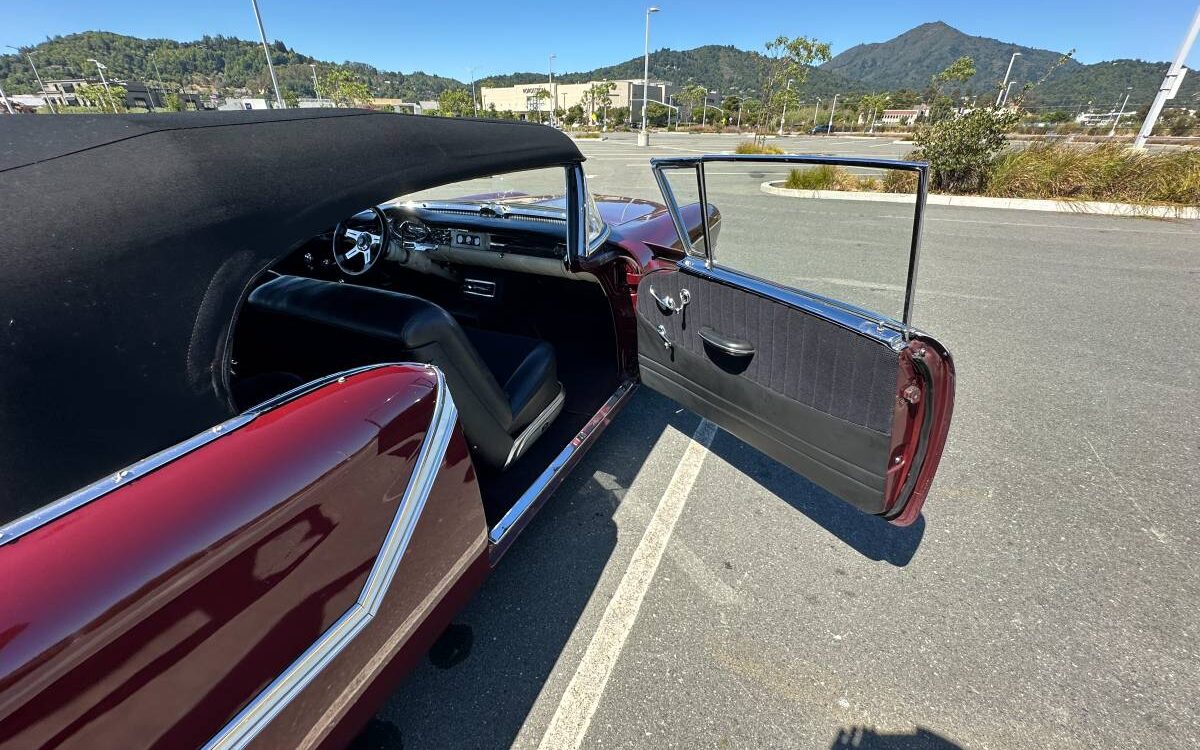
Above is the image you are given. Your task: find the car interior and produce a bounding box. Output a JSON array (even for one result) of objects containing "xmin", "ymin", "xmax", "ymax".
[{"xmin": 229, "ymin": 170, "xmax": 622, "ymax": 525}]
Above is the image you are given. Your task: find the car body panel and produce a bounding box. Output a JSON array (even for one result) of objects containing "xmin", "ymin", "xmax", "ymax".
[{"xmin": 0, "ymin": 365, "xmax": 487, "ymax": 750}]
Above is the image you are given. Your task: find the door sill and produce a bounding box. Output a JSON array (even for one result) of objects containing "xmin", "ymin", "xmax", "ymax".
[{"xmin": 487, "ymin": 379, "xmax": 637, "ymax": 563}]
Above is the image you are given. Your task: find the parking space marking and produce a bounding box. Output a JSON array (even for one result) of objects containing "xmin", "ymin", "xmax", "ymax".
[{"xmin": 536, "ymin": 418, "xmax": 719, "ymax": 750}]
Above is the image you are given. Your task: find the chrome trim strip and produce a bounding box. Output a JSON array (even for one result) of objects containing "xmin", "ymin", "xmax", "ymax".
[
  {"xmin": 203, "ymin": 369, "xmax": 458, "ymax": 750},
  {"xmin": 678, "ymin": 257, "xmax": 907, "ymax": 350},
  {"xmin": 489, "ymin": 379, "xmax": 637, "ymax": 558},
  {"xmin": 0, "ymin": 364, "xmax": 416, "ymax": 547}
]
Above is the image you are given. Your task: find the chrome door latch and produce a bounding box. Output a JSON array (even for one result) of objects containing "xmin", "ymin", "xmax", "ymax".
[
  {"xmin": 656, "ymin": 324, "xmax": 673, "ymax": 349},
  {"xmin": 649, "ymin": 286, "xmax": 691, "ymax": 314}
]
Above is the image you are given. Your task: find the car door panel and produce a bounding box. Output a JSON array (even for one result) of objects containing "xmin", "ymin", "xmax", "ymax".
[
  {"xmin": 639, "ymin": 264, "xmax": 899, "ymax": 512},
  {"xmin": 0, "ymin": 364, "xmax": 486, "ymax": 750},
  {"xmin": 639, "ymin": 155, "xmax": 955, "ymax": 523}
]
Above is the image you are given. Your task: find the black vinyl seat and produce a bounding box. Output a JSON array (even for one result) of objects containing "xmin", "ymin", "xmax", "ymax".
[{"xmin": 242, "ymin": 274, "xmax": 564, "ymax": 469}]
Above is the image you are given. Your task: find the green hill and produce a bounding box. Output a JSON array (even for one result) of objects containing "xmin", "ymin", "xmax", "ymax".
[
  {"xmin": 0, "ymin": 31, "xmax": 463, "ymax": 101},
  {"xmin": 822, "ymin": 21, "xmax": 1079, "ymax": 96}
]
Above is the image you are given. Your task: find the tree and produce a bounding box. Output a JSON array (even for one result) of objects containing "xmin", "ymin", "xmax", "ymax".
[
  {"xmin": 437, "ymin": 88, "xmax": 473, "ymax": 117},
  {"xmin": 529, "ymin": 88, "xmax": 551, "ymax": 123},
  {"xmin": 318, "ymin": 68, "xmax": 373, "ymax": 108},
  {"xmin": 282, "ymin": 89, "xmax": 300, "ymax": 108},
  {"xmin": 75, "ymin": 82, "xmax": 126, "ymax": 112},
  {"xmin": 859, "ymin": 93, "xmax": 891, "ymax": 131},
  {"xmin": 645, "ymin": 101, "xmax": 670, "ymax": 127},
  {"xmin": 564, "ymin": 103, "xmax": 584, "ymax": 126},
  {"xmin": 676, "ymin": 83, "xmax": 708, "ymax": 123},
  {"xmin": 163, "ymin": 93, "xmax": 183, "ymax": 111},
  {"xmin": 757, "ymin": 35, "xmax": 831, "ymax": 140},
  {"xmin": 581, "ymin": 80, "xmax": 616, "ymax": 125}
]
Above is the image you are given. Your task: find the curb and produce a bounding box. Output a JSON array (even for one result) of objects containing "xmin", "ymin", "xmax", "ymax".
[{"xmin": 760, "ymin": 181, "xmax": 1200, "ymax": 220}]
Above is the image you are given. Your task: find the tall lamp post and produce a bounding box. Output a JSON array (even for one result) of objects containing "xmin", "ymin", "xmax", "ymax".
[
  {"xmin": 87, "ymin": 59, "xmax": 119, "ymax": 113},
  {"xmin": 826, "ymin": 93, "xmax": 839, "ymax": 134},
  {"xmin": 1000, "ymin": 80, "xmax": 1017, "ymax": 107},
  {"xmin": 9, "ymin": 47, "xmax": 55, "ymax": 113},
  {"xmin": 469, "ymin": 66, "xmax": 479, "ymax": 116},
  {"xmin": 0, "ymin": 81, "xmax": 13, "ymax": 114},
  {"xmin": 812, "ymin": 97, "xmax": 821, "ymax": 126},
  {"xmin": 249, "ymin": 0, "xmax": 285, "ymax": 108},
  {"xmin": 309, "ymin": 63, "xmax": 320, "ymax": 105},
  {"xmin": 548, "ymin": 54, "xmax": 556, "ymax": 126},
  {"xmin": 778, "ymin": 78, "xmax": 794, "ymax": 135},
  {"xmin": 1109, "ymin": 86, "xmax": 1133, "ymax": 137},
  {"xmin": 639, "ymin": 6, "xmax": 660, "ymax": 147},
  {"xmin": 996, "ymin": 52, "xmax": 1021, "ymax": 107},
  {"xmin": 1135, "ymin": 4, "xmax": 1200, "ymax": 148}
]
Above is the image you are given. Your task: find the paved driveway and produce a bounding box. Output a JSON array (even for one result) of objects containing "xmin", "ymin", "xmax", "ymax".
[{"xmin": 364, "ymin": 132, "xmax": 1200, "ymax": 750}]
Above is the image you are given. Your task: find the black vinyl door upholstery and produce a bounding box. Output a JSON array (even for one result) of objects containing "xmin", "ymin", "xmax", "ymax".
[{"xmin": 637, "ymin": 264, "xmax": 902, "ymax": 513}]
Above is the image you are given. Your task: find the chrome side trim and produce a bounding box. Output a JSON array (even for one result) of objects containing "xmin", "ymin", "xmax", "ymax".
[
  {"xmin": 489, "ymin": 379, "xmax": 637, "ymax": 559},
  {"xmin": 0, "ymin": 364, "xmax": 419, "ymax": 547},
  {"xmin": 203, "ymin": 369, "xmax": 458, "ymax": 750},
  {"xmin": 677, "ymin": 257, "xmax": 908, "ymax": 350}
]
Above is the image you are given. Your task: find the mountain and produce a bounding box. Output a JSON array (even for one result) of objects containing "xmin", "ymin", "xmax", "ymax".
[
  {"xmin": 1031, "ymin": 58, "xmax": 1200, "ymax": 109},
  {"xmin": 0, "ymin": 31, "xmax": 464, "ymax": 101},
  {"xmin": 479, "ymin": 45, "xmax": 859, "ymax": 99},
  {"xmin": 822, "ymin": 21, "xmax": 1079, "ymax": 96}
]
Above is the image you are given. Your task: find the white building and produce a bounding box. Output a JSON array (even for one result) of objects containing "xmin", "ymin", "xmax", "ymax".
[{"xmin": 480, "ymin": 79, "xmax": 671, "ymax": 123}]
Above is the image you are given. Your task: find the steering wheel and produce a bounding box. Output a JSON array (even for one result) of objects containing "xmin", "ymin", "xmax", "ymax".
[{"xmin": 332, "ymin": 207, "xmax": 390, "ymax": 276}]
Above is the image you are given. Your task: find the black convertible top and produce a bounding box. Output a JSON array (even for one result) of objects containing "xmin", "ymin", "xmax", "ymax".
[{"xmin": 0, "ymin": 109, "xmax": 584, "ymax": 521}]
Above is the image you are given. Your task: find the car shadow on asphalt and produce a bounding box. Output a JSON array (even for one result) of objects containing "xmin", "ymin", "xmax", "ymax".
[
  {"xmin": 369, "ymin": 389, "xmax": 701, "ymax": 750},
  {"xmin": 830, "ymin": 725, "xmax": 964, "ymax": 749},
  {"xmin": 705, "ymin": 427, "xmax": 927, "ymax": 567}
]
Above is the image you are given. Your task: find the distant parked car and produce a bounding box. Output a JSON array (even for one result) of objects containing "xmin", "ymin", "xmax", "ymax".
[{"xmin": 811, "ymin": 123, "xmax": 834, "ymax": 134}]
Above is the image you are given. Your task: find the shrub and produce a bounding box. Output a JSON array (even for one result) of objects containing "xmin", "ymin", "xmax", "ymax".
[
  {"xmin": 573, "ymin": 131, "xmax": 601, "ymax": 139},
  {"xmin": 882, "ymin": 170, "xmax": 918, "ymax": 193},
  {"xmin": 987, "ymin": 143, "xmax": 1200, "ymax": 206},
  {"xmin": 784, "ymin": 165, "xmax": 839, "ymax": 189},
  {"xmin": 735, "ymin": 141, "xmax": 784, "ymax": 154},
  {"xmin": 911, "ymin": 108, "xmax": 1020, "ymax": 193}
]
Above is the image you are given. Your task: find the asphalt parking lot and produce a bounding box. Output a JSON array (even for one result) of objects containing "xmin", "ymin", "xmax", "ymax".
[{"xmin": 368, "ymin": 132, "xmax": 1200, "ymax": 749}]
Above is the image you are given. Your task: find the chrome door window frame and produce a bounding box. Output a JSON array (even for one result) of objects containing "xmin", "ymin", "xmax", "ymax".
[
  {"xmin": 650, "ymin": 154, "xmax": 930, "ymax": 330},
  {"xmin": 567, "ymin": 162, "xmax": 610, "ymax": 258}
]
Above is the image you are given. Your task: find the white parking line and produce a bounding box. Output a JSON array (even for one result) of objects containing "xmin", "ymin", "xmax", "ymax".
[{"xmin": 536, "ymin": 418, "xmax": 718, "ymax": 750}]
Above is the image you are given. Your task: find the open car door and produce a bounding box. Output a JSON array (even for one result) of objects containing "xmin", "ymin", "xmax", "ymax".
[{"xmin": 637, "ymin": 155, "xmax": 954, "ymax": 525}]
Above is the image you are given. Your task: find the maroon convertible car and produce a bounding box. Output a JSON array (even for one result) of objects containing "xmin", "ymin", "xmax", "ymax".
[{"xmin": 0, "ymin": 110, "xmax": 954, "ymax": 749}]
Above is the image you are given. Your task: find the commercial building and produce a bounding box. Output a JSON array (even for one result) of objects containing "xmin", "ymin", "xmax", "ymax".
[{"xmin": 480, "ymin": 79, "xmax": 671, "ymax": 123}]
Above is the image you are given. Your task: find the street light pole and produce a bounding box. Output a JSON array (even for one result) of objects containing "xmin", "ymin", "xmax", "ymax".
[
  {"xmin": 9, "ymin": 48, "xmax": 56, "ymax": 113},
  {"xmin": 87, "ymin": 59, "xmax": 119, "ymax": 113},
  {"xmin": 826, "ymin": 93, "xmax": 838, "ymax": 134},
  {"xmin": 996, "ymin": 52, "xmax": 1022, "ymax": 107},
  {"xmin": 813, "ymin": 97, "xmax": 821, "ymax": 126},
  {"xmin": 548, "ymin": 54, "xmax": 555, "ymax": 125},
  {"xmin": 778, "ymin": 78, "xmax": 793, "ymax": 135},
  {"xmin": 1109, "ymin": 86, "xmax": 1132, "ymax": 137},
  {"xmin": 639, "ymin": 6, "xmax": 660, "ymax": 147},
  {"xmin": 309, "ymin": 63, "xmax": 320, "ymax": 105},
  {"xmin": 0, "ymin": 81, "xmax": 13, "ymax": 114},
  {"xmin": 469, "ymin": 66, "xmax": 478, "ymax": 116},
  {"xmin": 1001, "ymin": 80, "xmax": 1017, "ymax": 107},
  {"xmin": 1135, "ymin": 3, "xmax": 1200, "ymax": 148},
  {"xmin": 249, "ymin": 0, "xmax": 285, "ymax": 108}
]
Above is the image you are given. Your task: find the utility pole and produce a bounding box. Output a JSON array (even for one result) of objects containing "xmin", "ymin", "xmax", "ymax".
[
  {"xmin": 826, "ymin": 93, "xmax": 838, "ymax": 134},
  {"xmin": 639, "ymin": 6, "xmax": 660, "ymax": 146},
  {"xmin": 548, "ymin": 54, "xmax": 555, "ymax": 126},
  {"xmin": 1135, "ymin": 3, "xmax": 1200, "ymax": 148},
  {"xmin": 249, "ymin": 0, "xmax": 285, "ymax": 108},
  {"xmin": 997, "ymin": 52, "xmax": 1021, "ymax": 107},
  {"xmin": 1109, "ymin": 87, "xmax": 1132, "ymax": 137},
  {"xmin": 778, "ymin": 78, "xmax": 793, "ymax": 135},
  {"xmin": 469, "ymin": 66, "xmax": 478, "ymax": 116},
  {"xmin": 8, "ymin": 48, "xmax": 55, "ymax": 113},
  {"xmin": 87, "ymin": 59, "xmax": 119, "ymax": 113}
]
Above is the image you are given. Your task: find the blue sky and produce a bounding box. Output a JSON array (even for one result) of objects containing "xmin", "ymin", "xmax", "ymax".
[{"xmin": 5, "ymin": 1, "xmax": 1199, "ymax": 79}]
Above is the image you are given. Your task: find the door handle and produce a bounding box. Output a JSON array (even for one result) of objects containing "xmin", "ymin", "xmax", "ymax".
[
  {"xmin": 648, "ymin": 286, "xmax": 690, "ymax": 314},
  {"xmin": 698, "ymin": 326, "xmax": 755, "ymax": 357}
]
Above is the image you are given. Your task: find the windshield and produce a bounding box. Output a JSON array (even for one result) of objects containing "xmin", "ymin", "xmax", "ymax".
[{"xmin": 395, "ymin": 166, "xmax": 568, "ymax": 212}]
